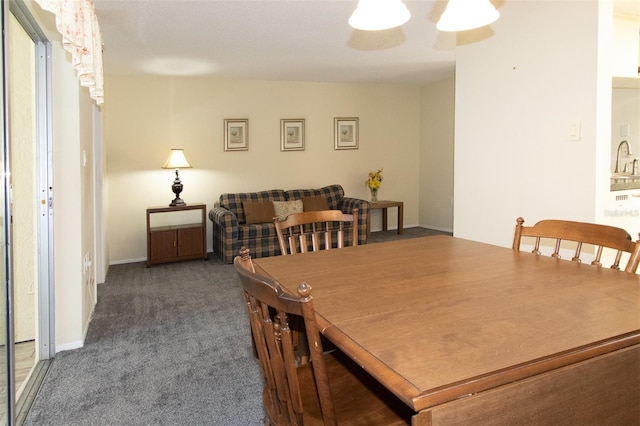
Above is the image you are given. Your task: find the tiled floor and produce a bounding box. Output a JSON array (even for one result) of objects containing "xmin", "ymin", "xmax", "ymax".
[
  {"xmin": 15, "ymin": 341, "xmax": 36, "ymax": 398},
  {"xmin": 0, "ymin": 341, "xmax": 36, "ymax": 424}
]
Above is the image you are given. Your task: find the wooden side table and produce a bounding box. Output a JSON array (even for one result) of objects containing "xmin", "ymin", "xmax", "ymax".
[
  {"xmin": 366, "ymin": 200, "xmax": 404, "ymax": 238},
  {"xmin": 146, "ymin": 203, "xmax": 207, "ymax": 266}
]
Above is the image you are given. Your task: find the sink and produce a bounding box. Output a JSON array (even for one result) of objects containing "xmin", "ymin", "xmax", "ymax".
[
  {"xmin": 611, "ymin": 173, "xmax": 640, "ymax": 180},
  {"xmin": 611, "ymin": 173, "xmax": 640, "ymax": 191}
]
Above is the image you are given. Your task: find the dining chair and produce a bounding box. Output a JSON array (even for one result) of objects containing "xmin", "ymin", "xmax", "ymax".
[
  {"xmin": 512, "ymin": 217, "xmax": 640, "ymax": 273},
  {"xmin": 234, "ymin": 247, "xmax": 412, "ymax": 426},
  {"xmin": 274, "ymin": 209, "xmax": 358, "ymax": 255},
  {"xmin": 274, "ymin": 209, "xmax": 358, "ymax": 364}
]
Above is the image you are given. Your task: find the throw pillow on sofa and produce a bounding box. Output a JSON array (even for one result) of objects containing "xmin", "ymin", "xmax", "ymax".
[
  {"xmin": 301, "ymin": 196, "xmax": 329, "ymax": 212},
  {"xmin": 243, "ymin": 201, "xmax": 276, "ymax": 224},
  {"xmin": 273, "ymin": 200, "xmax": 303, "ymax": 221}
]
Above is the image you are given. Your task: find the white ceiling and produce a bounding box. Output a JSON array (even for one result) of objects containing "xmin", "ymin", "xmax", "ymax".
[
  {"xmin": 92, "ymin": 0, "xmax": 457, "ymax": 86},
  {"xmin": 92, "ymin": 0, "xmax": 640, "ymax": 86}
]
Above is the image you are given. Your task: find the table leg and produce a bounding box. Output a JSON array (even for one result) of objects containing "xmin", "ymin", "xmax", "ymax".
[
  {"xmin": 398, "ymin": 202, "xmax": 404, "ymax": 235},
  {"xmin": 382, "ymin": 208, "xmax": 388, "ymax": 231}
]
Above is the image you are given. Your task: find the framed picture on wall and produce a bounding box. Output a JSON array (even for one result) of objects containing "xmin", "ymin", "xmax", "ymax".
[
  {"xmin": 224, "ymin": 119, "xmax": 249, "ymax": 151},
  {"xmin": 280, "ymin": 119, "xmax": 305, "ymax": 151},
  {"xmin": 334, "ymin": 117, "xmax": 358, "ymax": 150}
]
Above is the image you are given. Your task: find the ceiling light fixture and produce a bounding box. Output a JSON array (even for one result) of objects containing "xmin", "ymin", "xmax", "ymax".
[
  {"xmin": 348, "ymin": 0, "xmax": 411, "ymax": 31},
  {"xmin": 436, "ymin": 0, "xmax": 500, "ymax": 32}
]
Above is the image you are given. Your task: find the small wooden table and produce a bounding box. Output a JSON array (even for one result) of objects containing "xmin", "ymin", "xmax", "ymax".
[
  {"xmin": 254, "ymin": 236, "xmax": 640, "ymax": 425},
  {"xmin": 146, "ymin": 203, "xmax": 207, "ymax": 266},
  {"xmin": 366, "ymin": 200, "xmax": 403, "ymax": 238}
]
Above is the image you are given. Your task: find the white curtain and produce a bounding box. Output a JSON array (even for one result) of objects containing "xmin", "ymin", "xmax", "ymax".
[{"xmin": 36, "ymin": 0, "xmax": 104, "ymax": 105}]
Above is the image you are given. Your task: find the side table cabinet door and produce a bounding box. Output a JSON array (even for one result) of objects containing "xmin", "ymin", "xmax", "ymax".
[
  {"xmin": 178, "ymin": 227, "xmax": 204, "ymax": 257},
  {"xmin": 150, "ymin": 229, "xmax": 177, "ymax": 261}
]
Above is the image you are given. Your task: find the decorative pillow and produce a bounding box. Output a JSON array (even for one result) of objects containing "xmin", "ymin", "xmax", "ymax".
[
  {"xmin": 243, "ymin": 201, "xmax": 276, "ymax": 224},
  {"xmin": 301, "ymin": 196, "xmax": 330, "ymax": 212},
  {"xmin": 273, "ymin": 200, "xmax": 304, "ymax": 221}
]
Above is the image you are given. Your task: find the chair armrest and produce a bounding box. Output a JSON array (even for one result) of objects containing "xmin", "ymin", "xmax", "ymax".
[{"xmin": 339, "ymin": 197, "xmax": 370, "ymax": 245}]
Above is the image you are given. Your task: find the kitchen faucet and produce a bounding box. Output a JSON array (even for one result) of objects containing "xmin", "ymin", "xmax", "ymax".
[{"xmin": 614, "ymin": 140, "xmax": 631, "ymax": 173}]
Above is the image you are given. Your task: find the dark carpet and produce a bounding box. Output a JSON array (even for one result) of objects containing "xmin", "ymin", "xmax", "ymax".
[{"xmin": 24, "ymin": 227, "xmax": 448, "ymax": 425}]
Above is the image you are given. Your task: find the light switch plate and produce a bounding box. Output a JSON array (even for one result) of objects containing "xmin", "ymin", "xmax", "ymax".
[
  {"xmin": 620, "ymin": 124, "xmax": 630, "ymax": 137},
  {"xmin": 568, "ymin": 120, "xmax": 581, "ymax": 141}
]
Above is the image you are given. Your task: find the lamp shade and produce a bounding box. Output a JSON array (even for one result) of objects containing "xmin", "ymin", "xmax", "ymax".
[
  {"xmin": 348, "ymin": 0, "xmax": 411, "ymax": 31},
  {"xmin": 162, "ymin": 149, "xmax": 192, "ymax": 169},
  {"xmin": 436, "ymin": 0, "xmax": 499, "ymax": 32}
]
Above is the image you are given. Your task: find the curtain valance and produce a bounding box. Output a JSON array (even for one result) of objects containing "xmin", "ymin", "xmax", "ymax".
[{"xmin": 36, "ymin": 0, "xmax": 104, "ymax": 105}]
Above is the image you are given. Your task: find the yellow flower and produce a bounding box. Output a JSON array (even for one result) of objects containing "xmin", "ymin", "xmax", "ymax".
[{"xmin": 365, "ymin": 168, "xmax": 383, "ymax": 190}]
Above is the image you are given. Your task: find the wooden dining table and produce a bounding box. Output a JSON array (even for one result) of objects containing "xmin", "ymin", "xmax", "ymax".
[{"xmin": 253, "ymin": 236, "xmax": 640, "ymax": 425}]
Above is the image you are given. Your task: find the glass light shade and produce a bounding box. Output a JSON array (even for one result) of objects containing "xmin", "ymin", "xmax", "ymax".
[
  {"xmin": 436, "ymin": 0, "xmax": 499, "ymax": 32},
  {"xmin": 348, "ymin": 0, "xmax": 411, "ymax": 31},
  {"xmin": 162, "ymin": 148, "xmax": 192, "ymax": 169}
]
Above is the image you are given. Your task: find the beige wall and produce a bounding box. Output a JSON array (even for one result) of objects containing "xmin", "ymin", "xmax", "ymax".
[
  {"xmin": 420, "ymin": 76, "xmax": 455, "ymax": 232},
  {"xmin": 104, "ymin": 77, "xmax": 423, "ymax": 263},
  {"xmin": 80, "ymin": 88, "xmax": 96, "ymax": 336},
  {"xmin": 613, "ymin": 15, "xmax": 640, "ymax": 78},
  {"xmin": 453, "ymin": 0, "xmax": 610, "ymax": 248},
  {"xmin": 9, "ymin": 13, "xmax": 37, "ymax": 342},
  {"xmin": 50, "ymin": 50, "xmax": 83, "ymax": 350}
]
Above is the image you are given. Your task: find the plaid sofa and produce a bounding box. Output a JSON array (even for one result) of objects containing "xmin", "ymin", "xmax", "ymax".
[{"xmin": 209, "ymin": 184, "xmax": 369, "ymax": 263}]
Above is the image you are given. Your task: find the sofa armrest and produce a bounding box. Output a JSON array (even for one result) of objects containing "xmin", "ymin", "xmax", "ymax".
[
  {"xmin": 209, "ymin": 205, "xmax": 239, "ymax": 229},
  {"xmin": 209, "ymin": 206, "xmax": 239, "ymax": 263},
  {"xmin": 339, "ymin": 197, "xmax": 370, "ymax": 245}
]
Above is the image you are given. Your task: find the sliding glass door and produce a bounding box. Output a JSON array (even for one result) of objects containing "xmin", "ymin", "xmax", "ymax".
[
  {"xmin": 1, "ymin": 0, "xmax": 12, "ymax": 423},
  {"xmin": 0, "ymin": 1, "xmax": 54, "ymax": 424}
]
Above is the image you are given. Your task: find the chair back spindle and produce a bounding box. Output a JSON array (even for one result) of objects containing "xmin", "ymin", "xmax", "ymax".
[
  {"xmin": 275, "ymin": 209, "xmax": 358, "ymax": 255},
  {"xmin": 513, "ymin": 217, "xmax": 640, "ymax": 273}
]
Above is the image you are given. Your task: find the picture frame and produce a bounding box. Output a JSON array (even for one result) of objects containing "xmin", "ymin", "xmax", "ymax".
[
  {"xmin": 280, "ymin": 119, "xmax": 305, "ymax": 151},
  {"xmin": 334, "ymin": 117, "xmax": 359, "ymax": 150},
  {"xmin": 224, "ymin": 119, "xmax": 249, "ymax": 151}
]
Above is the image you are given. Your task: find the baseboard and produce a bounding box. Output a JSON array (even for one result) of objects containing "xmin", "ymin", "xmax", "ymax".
[
  {"xmin": 109, "ymin": 251, "xmax": 214, "ymax": 266},
  {"xmin": 419, "ymin": 224, "xmax": 453, "ymax": 234},
  {"xmin": 55, "ymin": 340, "xmax": 83, "ymax": 353},
  {"xmin": 109, "ymin": 257, "xmax": 146, "ymax": 265},
  {"xmin": 370, "ymin": 222, "xmax": 418, "ymax": 233},
  {"xmin": 83, "ymin": 303, "xmax": 95, "ymax": 342},
  {"xmin": 369, "ymin": 223, "xmax": 453, "ymax": 234}
]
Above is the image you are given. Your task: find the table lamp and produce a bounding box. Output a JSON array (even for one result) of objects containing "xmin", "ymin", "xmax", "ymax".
[{"xmin": 162, "ymin": 148, "xmax": 192, "ymax": 206}]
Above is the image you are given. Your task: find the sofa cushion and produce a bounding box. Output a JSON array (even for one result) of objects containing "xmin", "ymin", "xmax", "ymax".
[
  {"xmin": 219, "ymin": 189, "xmax": 286, "ymax": 224},
  {"xmin": 285, "ymin": 184, "xmax": 344, "ymax": 210},
  {"xmin": 243, "ymin": 201, "xmax": 276, "ymax": 224},
  {"xmin": 301, "ymin": 196, "xmax": 330, "ymax": 212},
  {"xmin": 237, "ymin": 223, "xmax": 278, "ymax": 242},
  {"xmin": 273, "ymin": 200, "xmax": 303, "ymax": 221}
]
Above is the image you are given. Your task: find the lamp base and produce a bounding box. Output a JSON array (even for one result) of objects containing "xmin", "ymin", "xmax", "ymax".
[{"xmin": 169, "ymin": 170, "xmax": 186, "ymax": 207}]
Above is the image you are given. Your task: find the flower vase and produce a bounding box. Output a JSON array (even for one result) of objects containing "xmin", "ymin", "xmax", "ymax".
[{"xmin": 370, "ymin": 188, "xmax": 378, "ymax": 202}]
